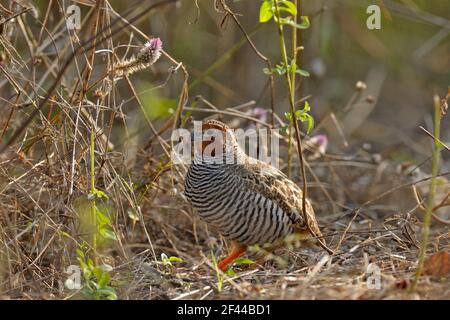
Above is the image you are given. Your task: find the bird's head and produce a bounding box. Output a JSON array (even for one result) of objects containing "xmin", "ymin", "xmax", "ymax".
[{"xmin": 193, "ymin": 120, "xmax": 239, "ymax": 161}]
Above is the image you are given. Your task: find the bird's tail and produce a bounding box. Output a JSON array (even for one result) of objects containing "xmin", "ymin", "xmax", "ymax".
[{"xmin": 302, "ymin": 200, "xmax": 335, "ymax": 255}]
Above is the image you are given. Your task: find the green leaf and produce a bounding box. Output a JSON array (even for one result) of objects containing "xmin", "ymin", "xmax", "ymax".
[
  {"xmin": 87, "ymin": 258, "xmax": 95, "ymax": 270},
  {"xmin": 78, "ymin": 259, "xmax": 87, "ymax": 272},
  {"xmin": 233, "ymin": 257, "xmax": 255, "ymax": 265},
  {"xmin": 295, "ymin": 110, "xmax": 305, "ymax": 120},
  {"xmin": 279, "ymin": 1, "xmax": 297, "ymax": 16},
  {"xmin": 287, "ymin": 15, "xmax": 310, "ymax": 29},
  {"xmin": 259, "ymin": 0, "xmax": 273, "ymax": 23},
  {"xmin": 278, "ymin": 17, "xmax": 292, "ymax": 25},
  {"xmin": 83, "ymin": 269, "xmax": 92, "ymax": 280},
  {"xmin": 264, "ymin": 63, "xmax": 290, "ymax": 76},
  {"xmin": 93, "ymin": 266, "xmax": 104, "ymax": 280},
  {"xmin": 274, "ymin": 63, "xmax": 287, "ymax": 75},
  {"xmin": 98, "ymin": 271, "xmax": 110, "ymax": 288},
  {"xmin": 289, "ymin": 59, "xmax": 296, "ymax": 74},
  {"xmin": 99, "ymin": 228, "xmax": 118, "ymax": 241},
  {"xmin": 285, "ymin": 112, "xmax": 293, "ymax": 123},
  {"xmin": 92, "ymin": 188, "xmax": 109, "ymax": 199},
  {"xmin": 262, "ymin": 67, "xmax": 272, "ymax": 75},
  {"xmin": 303, "ymin": 100, "xmax": 311, "ymax": 112},
  {"xmin": 76, "ymin": 249, "xmax": 85, "ymax": 258},
  {"xmin": 225, "ymin": 268, "xmax": 236, "ymax": 277},
  {"xmin": 96, "ymin": 208, "xmax": 111, "ymax": 226},
  {"xmin": 300, "ymin": 16, "xmax": 310, "ymax": 28},
  {"xmin": 305, "ymin": 114, "xmax": 314, "ymax": 134},
  {"xmin": 296, "ymin": 68, "xmax": 310, "ymax": 77},
  {"xmin": 168, "ymin": 256, "xmax": 183, "ymax": 263},
  {"xmin": 96, "ymin": 287, "xmax": 118, "ymax": 300},
  {"xmin": 59, "ymin": 231, "xmax": 71, "ymax": 238},
  {"xmin": 287, "ymin": 101, "xmax": 315, "ymax": 134}
]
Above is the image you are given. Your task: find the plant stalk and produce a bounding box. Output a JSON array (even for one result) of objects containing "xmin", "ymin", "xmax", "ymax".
[
  {"xmin": 287, "ymin": 0, "xmax": 299, "ymax": 178},
  {"xmin": 410, "ymin": 95, "xmax": 442, "ymax": 291},
  {"xmin": 273, "ymin": 0, "xmax": 308, "ymax": 216},
  {"xmin": 90, "ymin": 127, "xmax": 98, "ymax": 260}
]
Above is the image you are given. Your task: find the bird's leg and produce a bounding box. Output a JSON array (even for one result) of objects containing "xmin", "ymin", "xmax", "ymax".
[
  {"xmin": 254, "ymin": 233, "xmax": 311, "ymax": 268},
  {"xmin": 218, "ymin": 241, "xmax": 246, "ymax": 271}
]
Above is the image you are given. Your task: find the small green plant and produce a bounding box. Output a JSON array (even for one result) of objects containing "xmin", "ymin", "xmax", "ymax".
[
  {"xmin": 211, "ymin": 252, "xmax": 254, "ymax": 290},
  {"xmin": 75, "ymin": 188, "xmax": 117, "ymax": 249},
  {"xmin": 67, "ymin": 129, "xmax": 118, "ymax": 300},
  {"xmin": 259, "ymin": 0, "xmax": 310, "ymax": 29},
  {"xmin": 285, "ymin": 101, "xmax": 314, "ymax": 134},
  {"xmin": 74, "ymin": 245, "xmax": 117, "ymax": 300},
  {"xmin": 211, "ymin": 252, "xmax": 226, "ymax": 292},
  {"xmin": 86, "ymin": 129, "xmax": 117, "ymax": 256},
  {"xmin": 160, "ymin": 253, "xmax": 183, "ymax": 271},
  {"xmin": 263, "ymin": 61, "xmax": 310, "ymax": 77},
  {"xmin": 88, "ymin": 189, "xmax": 117, "ymax": 241},
  {"xmin": 259, "ymin": 0, "xmax": 311, "ymax": 186}
]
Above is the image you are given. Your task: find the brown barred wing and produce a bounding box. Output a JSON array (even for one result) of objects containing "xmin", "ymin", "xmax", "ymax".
[{"xmin": 237, "ymin": 162, "xmax": 324, "ymax": 241}]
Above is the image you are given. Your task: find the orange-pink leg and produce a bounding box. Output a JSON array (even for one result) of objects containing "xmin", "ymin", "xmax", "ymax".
[{"xmin": 218, "ymin": 241, "xmax": 246, "ymax": 271}]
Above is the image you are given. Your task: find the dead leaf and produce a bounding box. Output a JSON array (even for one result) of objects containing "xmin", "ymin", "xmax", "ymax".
[{"xmin": 423, "ymin": 251, "xmax": 450, "ymax": 277}]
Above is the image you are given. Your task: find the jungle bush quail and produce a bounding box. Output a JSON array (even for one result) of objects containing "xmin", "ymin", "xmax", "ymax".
[{"xmin": 184, "ymin": 120, "xmax": 330, "ymax": 270}]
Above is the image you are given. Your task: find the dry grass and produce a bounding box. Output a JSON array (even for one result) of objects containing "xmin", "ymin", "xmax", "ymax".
[{"xmin": 0, "ymin": 0, "xmax": 449, "ymax": 300}]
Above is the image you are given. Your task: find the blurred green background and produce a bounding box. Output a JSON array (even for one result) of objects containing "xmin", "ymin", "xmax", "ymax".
[
  {"xmin": 15, "ymin": 0, "xmax": 450, "ymax": 166},
  {"xmin": 130, "ymin": 0, "xmax": 448, "ymax": 162}
]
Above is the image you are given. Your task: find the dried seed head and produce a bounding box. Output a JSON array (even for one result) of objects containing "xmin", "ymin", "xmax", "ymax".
[
  {"xmin": 440, "ymin": 95, "xmax": 448, "ymax": 116},
  {"xmin": 355, "ymin": 81, "xmax": 367, "ymax": 91},
  {"xmin": 112, "ymin": 37, "xmax": 163, "ymax": 78}
]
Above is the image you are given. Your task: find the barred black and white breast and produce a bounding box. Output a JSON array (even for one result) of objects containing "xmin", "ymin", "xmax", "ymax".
[
  {"xmin": 184, "ymin": 161, "xmax": 297, "ymax": 246},
  {"xmin": 183, "ymin": 120, "xmax": 324, "ymax": 248}
]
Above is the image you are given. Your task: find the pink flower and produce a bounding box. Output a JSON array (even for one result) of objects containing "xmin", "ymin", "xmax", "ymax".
[
  {"xmin": 251, "ymin": 107, "xmax": 268, "ymax": 123},
  {"xmin": 138, "ymin": 37, "xmax": 163, "ymax": 65},
  {"xmin": 306, "ymin": 134, "xmax": 328, "ymax": 159},
  {"xmin": 246, "ymin": 108, "xmax": 268, "ymax": 129}
]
